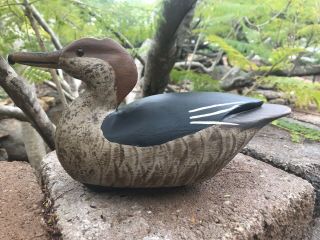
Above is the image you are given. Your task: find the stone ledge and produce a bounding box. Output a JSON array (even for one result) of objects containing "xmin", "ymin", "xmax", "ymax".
[
  {"xmin": 291, "ymin": 112, "xmax": 320, "ymax": 127},
  {"xmin": 311, "ymin": 218, "xmax": 320, "ymax": 240},
  {"xmin": 41, "ymin": 151, "xmax": 315, "ymax": 240},
  {"xmin": 0, "ymin": 161, "xmax": 48, "ymax": 240},
  {"xmin": 242, "ymin": 125, "xmax": 320, "ymax": 215}
]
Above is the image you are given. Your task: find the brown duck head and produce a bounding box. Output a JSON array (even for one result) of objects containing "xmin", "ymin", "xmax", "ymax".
[{"xmin": 8, "ymin": 38, "xmax": 138, "ymax": 105}]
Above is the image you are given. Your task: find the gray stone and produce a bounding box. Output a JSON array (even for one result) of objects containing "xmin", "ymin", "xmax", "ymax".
[
  {"xmin": 311, "ymin": 218, "xmax": 320, "ymax": 240},
  {"xmin": 0, "ymin": 148, "xmax": 8, "ymax": 161},
  {"xmin": 257, "ymin": 85, "xmax": 276, "ymax": 90},
  {"xmin": 269, "ymin": 98, "xmax": 286, "ymax": 105},
  {"xmin": 256, "ymin": 90, "xmax": 285, "ymax": 100},
  {"xmin": 291, "ymin": 111, "xmax": 320, "ymax": 127},
  {"xmin": 219, "ymin": 67, "xmax": 253, "ymax": 91},
  {"xmin": 42, "ymin": 151, "xmax": 315, "ymax": 240},
  {"xmin": 0, "ymin": 129, "xmax": 9, "ymax": 139},
  {"xmin": 0, "ymin": 119, "xmax": 28, "ymax": 161},
  {"xmin": 220, "ymin": 76, "xmax": 253, "ymax": 91},
  {"xmin": 282, "ymin": 117, "xmax": 320, "ymax": 131},
  {"xmin": 221, "ymin": 76, "xmax": 253, "ymax": 91},
  {"xmin": 242, "ymin": 124, "xmax": 320, "ymax": 215},
  {"xmin": 210, "ymin": 65, "xmax": 233, "ymax": 80}
]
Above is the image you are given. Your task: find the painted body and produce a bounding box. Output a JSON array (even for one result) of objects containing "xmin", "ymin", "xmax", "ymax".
[{"xmin": 9, "ymin": 38, "xmax": 291, "ymax": 187}]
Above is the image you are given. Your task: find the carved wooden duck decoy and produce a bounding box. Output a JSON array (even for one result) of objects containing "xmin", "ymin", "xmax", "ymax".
[{"xmin": 9, "ymin": 38, "xmax": 291, "ymax": 188}]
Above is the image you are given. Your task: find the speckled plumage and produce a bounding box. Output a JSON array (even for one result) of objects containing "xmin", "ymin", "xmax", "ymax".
[
  {"xmin": 9, "ymin": 38, "xmax": 289, "ymax": 188},
  {"xmin": 55, "ymin": 57, "xmax": 258, "ymax": 187}
]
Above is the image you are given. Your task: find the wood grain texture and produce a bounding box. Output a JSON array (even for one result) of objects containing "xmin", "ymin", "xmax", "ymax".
[{"xmin": 55, "ymin": 58, "xmax": 259, "ymax": 187}]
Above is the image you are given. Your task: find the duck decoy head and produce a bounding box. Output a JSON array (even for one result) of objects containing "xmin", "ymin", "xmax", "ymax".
[{"xmin": 8, "ymin": 38, "xmax": 138, "ymax": 104}]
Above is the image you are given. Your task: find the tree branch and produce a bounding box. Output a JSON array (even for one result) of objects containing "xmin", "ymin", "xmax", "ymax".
[
  {"xmin": 23, "ymin": 0, "xmax": 68, "ymax": 109},
  {"xmin": 143, "ymin": 0, "xmax": 198, "ymax": 96},
  {"xmin": 25, "ymin": 1, "xmax": 79, "ymax": 97},
  {"xmin": 44, "ymin": 80, "xmax": 75, "ymax": 101},
  {"xmin": 70, "ymin": 0, "xmax": 145, "ymax": 67},
  {"xmin": 174, "ymin": 61, "xmax": 215, "ymax": 73},
  {"xmin": 187, "ymin": 34, "xmax": 202, "ymax": 71},
  {"xmin": 28, "ymin": 3, "xmax": 62, "ymax": 50},
  {"xmin": 0, "ymin": 57, "xmax": 56, "ymax": 150},
  {"xmin": 269, "ymin": 65, "xmax": 320, "ymax": 77},
  {"xmin": 0, "ymin": 105, "xmax": 29, "ymax": 122},
  {"xmin": 243, "ymin": 0, "xmax": 292, "ymax": 31},
  {"xmin": 108, "ymin": 29, "xmax": 145, "ymax": 66}
]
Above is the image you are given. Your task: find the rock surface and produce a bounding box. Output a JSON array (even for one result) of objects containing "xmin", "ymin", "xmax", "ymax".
[
  {"xmin": 311, "ymin": 218, "xmax": 320, "ymax": 240},
  {"xmin": 0, "ymin": 147, "xmax": 8, "ymax": 160},
  {"xmin": 268, "ymin": 98, "xmax": 287, "ymax": 105},
  {"xmin": 212, "ymin": 66, "xmax": 254, "ymax": 91},
  {"xmin": 221, "ymin": 76, "xmax": 253, "ymax": 91},
  {"xmin": 242, "ymin": 124, "xmax": 320, "ymax": 215},
  {"xmin": 0, "ymin": 119, "xmax": 28, "ymax": 161},
  {"xmin": 0, "ymin": 161, "xmax": 48, "ymax": 240},
  {"xmin": 291, "ymin": 111, "xmax": 320, "ymax": 127},
  {"xmin": 256, "ymin": 89, "xmax": 285, "ymax": 100},
  {"xmin": 282, "ymin": 117, "xmax": 320, "ymax": 131},
  {"xmin": 42, "ymin": 151, "xmax": 314, "ymax": 240}
]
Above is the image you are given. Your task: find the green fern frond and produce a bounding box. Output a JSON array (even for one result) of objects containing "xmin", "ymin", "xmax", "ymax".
[
  {"xmin": 267, "ymin": 47, "xmax": 304, "ymax": 70},
  {"xmin": 225, "ymin": 39, "xmax": 272, "ymax": 60},
  {"xmin": 297, "ymin": 24, "xmax": 320, "ymax": 40},
  {"xmin": 207, "ymin": 35, "xmax": 258, "ymax": 71},
  {"xmin": 22, "ymin": 67, "xmax": 51, "ymax": 83}
]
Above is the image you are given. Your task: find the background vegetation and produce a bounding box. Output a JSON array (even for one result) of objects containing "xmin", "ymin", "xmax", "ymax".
[{"xmin": 0, "ymin": 0, "xmax": 320, "ymax": 111}]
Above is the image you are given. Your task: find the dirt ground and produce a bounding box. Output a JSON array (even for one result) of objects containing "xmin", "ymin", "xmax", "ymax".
[{"xmin": 0, "ymin": 161, "xmax": 48, "ymax": 240}]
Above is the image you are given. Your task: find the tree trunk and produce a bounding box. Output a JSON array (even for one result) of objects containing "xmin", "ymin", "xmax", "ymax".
[{"xmin": 143, "ymin": 0, "xmax": 198, "ymax": 97}]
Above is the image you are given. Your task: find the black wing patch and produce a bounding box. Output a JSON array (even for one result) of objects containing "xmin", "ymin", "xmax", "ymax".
[{"xmin": 101, "ymin": 92, "xmax": 263, "ymax": 147}]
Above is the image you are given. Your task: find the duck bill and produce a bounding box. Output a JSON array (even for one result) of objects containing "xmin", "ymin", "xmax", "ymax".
[{"xmin": 8, "ymin": 50, "xmax": 61, "ymax": 69}]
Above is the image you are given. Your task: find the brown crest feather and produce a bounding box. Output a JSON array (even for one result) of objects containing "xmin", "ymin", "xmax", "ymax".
[{"xmin": 61, "ymin": 38, "xmax": 138, "ymax": 104}]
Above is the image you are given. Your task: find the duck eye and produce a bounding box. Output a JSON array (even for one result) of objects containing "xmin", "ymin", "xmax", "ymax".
[{"xmin": 76, "ymin": 48, "xmax": 84, "ymax": 57}]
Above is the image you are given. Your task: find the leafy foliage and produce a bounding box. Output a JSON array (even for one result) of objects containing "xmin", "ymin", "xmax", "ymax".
[
  {"xmin": 207, "ymin": 35, "xmax": 258, "ymax": 71},
  {"xmin": 0, "ymin": 0, "xmax": 319, "ymax": 113},
  {"xmin": 21, "ymin": 67, "xmax": 51, "ymax": 83},
  {"xmin": 0, "ymin": 0, "xmax": 158, "ymax": 54},
  {"xmin": 260, "ymin": 76, "xmax": 320, "ymax": 110},
  {"xmin": 0, "ymin": 0, "xmax": 159, "ymax": 82},
  {"xmin": 225, "ymin": 39, "xmax": 272, "ymax": 61},
  {"xmin": 268, "ymin": 47, "xmax": 304, "ymax": 70},
  {"xmin": 170, "ymin": 69, "xmax": 221, "ymax": 92},
  {"xmin": 195, "ymin": 0, "xmax": 320, "ymax": 70}
]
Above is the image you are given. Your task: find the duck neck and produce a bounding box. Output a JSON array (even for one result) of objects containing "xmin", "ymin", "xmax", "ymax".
[
  {"xmin": 80, "ymin": 89, "xmax": 117, "ymax": 111},
  {"xmin": 62, "ymin": 57, "xmax": 119, "ymax": 111},
  {"xmin": 72, "ymin": 74, "xmax": 118, "ymax": 112}
]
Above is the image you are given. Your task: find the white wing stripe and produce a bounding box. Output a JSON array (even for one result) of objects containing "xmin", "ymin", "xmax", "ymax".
[
  {"xmin": 190, "ymin": 121, "xmax": 238, "ymax": 126},
  {"xmin": 190, "ymin": 105, "xmax": 239, "ymax": 119},
  {"xmin": 188, "ymin": 101, "xmax": 244, "ymax": 113}
]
